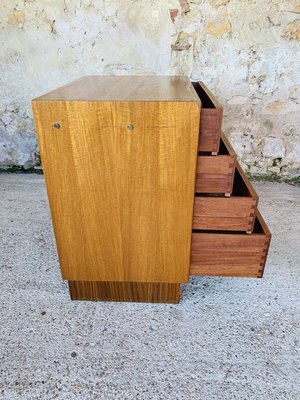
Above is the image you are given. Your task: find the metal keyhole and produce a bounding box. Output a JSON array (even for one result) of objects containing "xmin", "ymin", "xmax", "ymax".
[
  {"xmin": 127, "ymin": 123, "xmax": 134, "ymax": 131},
  {"xmin": 53, "ymin": 122, "xmax": 60, "ymax": 129}
]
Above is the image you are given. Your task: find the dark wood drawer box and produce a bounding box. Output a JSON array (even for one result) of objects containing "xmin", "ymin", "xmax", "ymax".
[
  {"xmin": 190, "ymin": 209, "xmax": 271, "ymax": 278},
  {"xmin": 195, "ymin": 134, "xmax": 236, "ymax": 195},
  {"xmin": 193, "ymin": 163, "xmax": 258, "ymax": 233},
  {"xmin": 192, "ymin": 81, "xmax": 223, "ymax": 154}
]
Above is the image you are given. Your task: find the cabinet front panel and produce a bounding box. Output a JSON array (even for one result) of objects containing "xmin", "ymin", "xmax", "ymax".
[{"xmin": 32, "ymin": 100, "xmax": 200, "ymax": 282}]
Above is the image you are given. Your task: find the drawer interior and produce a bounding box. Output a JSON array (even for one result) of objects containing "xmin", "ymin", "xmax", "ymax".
[
  {"xmin": 192, "ymin": 81, "xmax": 221, "ymax": 109},
  {"xmin": 252, "ymin": 209, "xmax": 271, "ymax": 237},
  {"xmin": 199, "ymin": 134, "xmax": 236, "ymax": 157},
  {"xmin": 220, "ymin": 134, "xmax": 236, "ymax": 157},
  {"xmin": 231, "ymin": 163, "xmax": 258, "ymax": 199}
]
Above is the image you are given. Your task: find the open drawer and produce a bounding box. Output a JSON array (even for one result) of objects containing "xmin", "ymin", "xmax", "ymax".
[
  {"xmin": 193, "ymin": 163, "xmax": 258, "ymax": 233},
  {"xmin": 195, "ymin": 134, "xmax": 236, "ymax": 195},
  {"xmin": 192, "ymin": 81, "xmax": 223, "ymax": 154},
  {"xmin": 190, "ymin": 209, "xmax": 271, "ymax": 278}
]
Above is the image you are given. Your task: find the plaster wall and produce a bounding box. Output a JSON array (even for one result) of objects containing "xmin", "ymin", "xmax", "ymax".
[{"xmin": 0, "ymin": 0, "xmax": 299, "ymax": 177}]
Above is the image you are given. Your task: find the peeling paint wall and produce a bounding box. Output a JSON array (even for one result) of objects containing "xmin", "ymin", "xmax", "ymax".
[{"xmin": 0, "ymin": 0, "xmax": 299, "ymax": 177}]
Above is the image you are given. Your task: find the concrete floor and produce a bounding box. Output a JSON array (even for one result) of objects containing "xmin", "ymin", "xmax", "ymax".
[{"xmin": 0, "ymin": 174, "xmax": 299, "ymax": 400}]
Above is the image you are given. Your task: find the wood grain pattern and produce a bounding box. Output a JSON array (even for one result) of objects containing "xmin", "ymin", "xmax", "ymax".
[
  {"xmin": 68, "ymin": 281, "xmax": 180, "ymax": 303},
  {"xmin": 34, "ymin": 76, "xmax": 200, "ymax": 102},
  {"xmin": 193, "ymin": 163, "xmax": 258, "ymax": 232},
  {"xmin": 192, "ymin": 81, "xmax": 223, "ymax": 153},
  {"xmin": 195, "ymin": 134, "xmax": 236, "ymax": 194},
  {"xmin": 32, "ymin": 84, "xmax": 200, "ymax": 284},
  {"xmin": 190, "ymin": 209, "xmax": 271, "ymax": 278}
]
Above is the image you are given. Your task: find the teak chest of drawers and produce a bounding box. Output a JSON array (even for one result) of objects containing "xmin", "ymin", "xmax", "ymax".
[{"xmin": 32, "ymin": 76, "xmax": 271, "ymax": 304}]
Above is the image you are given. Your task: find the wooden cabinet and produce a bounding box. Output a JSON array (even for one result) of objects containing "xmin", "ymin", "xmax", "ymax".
[
  {"xmin": 32, "ymin": 76, "xmax": 201, "ymax": 303},
  {"xmin": 32, "ymin": 76, "xmax": 271, "ymax": 303}
]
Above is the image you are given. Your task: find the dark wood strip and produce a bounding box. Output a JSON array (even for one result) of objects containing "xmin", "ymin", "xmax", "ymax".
[{"xmin": 68, "ymin": 281, "xmax": 180, "ymax": 303}]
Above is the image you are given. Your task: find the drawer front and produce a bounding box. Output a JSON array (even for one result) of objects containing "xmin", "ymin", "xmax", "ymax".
[
  {"xmin": 193, "ymin": 196, "xmax": 257, "ymax": 232},
  {"xmin": 195, "ymin": 134, "xmax": 236, "ymax": 194},
  {"xmin": 192, "ymin": 81, "xmax": 223, "ymax": 153},
  {"xmin": 198, "ymin": 110, "xmax": 222, "ymax": 153},
  {"xmin": 197, "ymin": 154, "xmax": 233, "ymax": 175},
  {"xmin": 195, "ymin": 156, "xmax": 235, "ymax": 195},
  {"xmin": 190, "ymin": 211, "xmax": 271, "ymax": 278},
  {"xmin": 193, "ymin": 164, "xmax": 258, "ymax": 232},
  {"xmin": 195, "ymin": 174, "xmax": 234, "ymax": 194}
]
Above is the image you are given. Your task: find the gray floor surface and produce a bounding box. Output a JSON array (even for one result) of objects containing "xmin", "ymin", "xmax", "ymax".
[{"xmin": 0, "ymin": 173, "xmax": 299, "ymax": 400}]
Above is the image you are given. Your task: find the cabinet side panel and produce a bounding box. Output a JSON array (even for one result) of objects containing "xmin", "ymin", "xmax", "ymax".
[
  {"xmin": 32, "ymin": 100, "xmax": 200, "ymax": 283},
  {"xmin": 32, "ymin": 101, "xmax": 85, "ymax": 279},
  {"xmin": 32, "ymin": 100, "xmax": 123, "ymax": 281},
  {"xmin": 115, "ymin": 101, "xmax": 200, "ymax": 283}
]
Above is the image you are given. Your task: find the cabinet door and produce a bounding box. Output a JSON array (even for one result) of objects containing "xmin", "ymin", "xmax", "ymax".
[{"xmin": 32, "ymin": 100, "xmax": 200, "ymax": 283}]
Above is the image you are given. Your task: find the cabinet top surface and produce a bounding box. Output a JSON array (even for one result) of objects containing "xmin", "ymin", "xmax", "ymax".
[{"xmin": 33, "ymin": 76, "xmax": 200, "ymax": 102}]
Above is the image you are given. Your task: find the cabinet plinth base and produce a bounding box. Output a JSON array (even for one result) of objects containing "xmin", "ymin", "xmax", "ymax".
[{"xmin": 68, "ymin": 281, "xmax": 180, "ymax": 303}]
